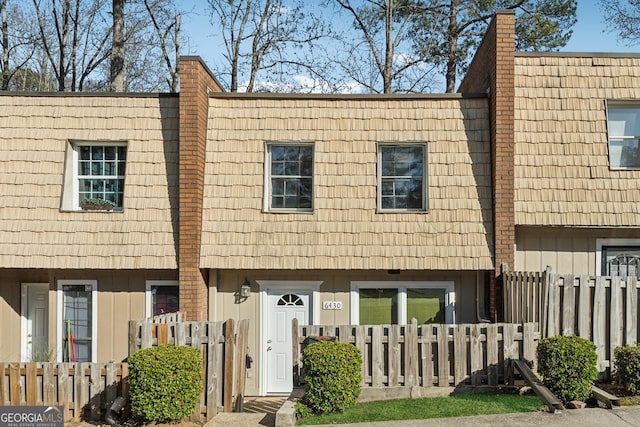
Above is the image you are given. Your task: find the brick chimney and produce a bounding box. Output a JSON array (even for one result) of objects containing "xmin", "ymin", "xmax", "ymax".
[
  {"xmin": 178, "ymin": 57, "xmax": 223, "ymax": 321},
  {"xmin": 458, "ymin": 10, "xmax": 515, "ymax": 321}
]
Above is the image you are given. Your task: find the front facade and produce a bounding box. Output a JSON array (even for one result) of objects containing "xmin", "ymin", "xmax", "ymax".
[
  {"xmin": 1, "ymin": 10, "xmax": 639, "ymax": 396},
  {"xmin": 203, "ymin": 95, "xmax": 493, "ymax": 394}
]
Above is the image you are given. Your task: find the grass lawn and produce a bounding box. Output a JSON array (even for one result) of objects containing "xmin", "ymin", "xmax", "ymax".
[{"xmin": 297, "ymin": 393, "xmax": 544, "ymax": 425}]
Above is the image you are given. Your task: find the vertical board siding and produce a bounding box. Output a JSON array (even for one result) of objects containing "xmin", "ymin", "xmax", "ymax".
[
  {"xmin": 294, "ymin": 321, "xmax": 539, "ymax": 388},
  {"xmin": 504, "ymin": 269, "xmax": 640, "ymax": 379}
]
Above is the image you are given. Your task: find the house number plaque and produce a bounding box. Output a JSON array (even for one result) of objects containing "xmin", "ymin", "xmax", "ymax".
[{"xmin": 322, "ymin": 301, "xmax": 342, "ymax": 310}]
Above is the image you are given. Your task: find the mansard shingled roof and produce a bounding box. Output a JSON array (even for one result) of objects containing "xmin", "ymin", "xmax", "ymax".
[
  {"xmin": 200, "ymin": 95, "xmax": 494, "ymax": 270},
  {"xmin": 514, "ymin": 53, "xmax": 640, "ymax": 227},
  {"xmin": 0, "ymin": 94, "xmax": 179, "ymax": 269}
]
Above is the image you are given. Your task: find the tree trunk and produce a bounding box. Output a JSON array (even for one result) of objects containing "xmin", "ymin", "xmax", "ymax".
[
  {"xmin": 171, "ymin": 12, "xmax": 180, "ymax": 93},
  {"xmin": 382, "ymin": 0, "xmax": 393, "ymax": 94},
  {"xmin": 445, "ymin": 0, "xmax": 458, "ymax": 93},
  {"xmin": 1, "ymin": 0, "xmax": 8, "ymax": 90},
  {"xmin": 110, "ymin": 0, "xmax": 125, "ymax": 91}
]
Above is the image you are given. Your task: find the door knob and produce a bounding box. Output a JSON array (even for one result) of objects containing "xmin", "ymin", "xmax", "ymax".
[{"xmin": 267, "ymin": 346, "xmax": 272, "ymax": 351}]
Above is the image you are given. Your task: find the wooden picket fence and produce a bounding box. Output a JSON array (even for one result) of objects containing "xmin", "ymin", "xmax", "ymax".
[
  {"xmin": 0, "ymin": 362, "xmax": 127, "ymax": 422},
  {"xmin": 0, "ymin": 317, "xmax": 248, "ymax": 423},
  {"xmin": 503, "ymin": 267, "xmax": 640, "ymax": 378},
  {"xmin": 293, "ymin": 319, "xmax": 539, "ymax": 388}
]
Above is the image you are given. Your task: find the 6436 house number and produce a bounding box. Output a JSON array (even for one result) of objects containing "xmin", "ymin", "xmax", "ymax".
[{"xmin": 322, "ymin": 301, "xmax": 342, "ymax": 310}]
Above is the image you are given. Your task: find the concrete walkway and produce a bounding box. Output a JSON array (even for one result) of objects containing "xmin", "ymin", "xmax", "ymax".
[{"xmin": 206, "ymin": 405, "xmax": 640, "ymax": 427}]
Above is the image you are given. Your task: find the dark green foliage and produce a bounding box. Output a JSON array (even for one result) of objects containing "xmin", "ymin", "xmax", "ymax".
[
  {"xmin": 614, "ymin": 344, "xmax": 640, "ymax": 394},
  {"xmin": 302, "ymin": 341, "xmax": 362, "ymax": 414},
  {"xmin": 128, "ymin": 344, "xmax": 203, "ymax": 422},
  {"xmin": 537, "ymin": 335, "xmax": 598, "ymax": 402}
]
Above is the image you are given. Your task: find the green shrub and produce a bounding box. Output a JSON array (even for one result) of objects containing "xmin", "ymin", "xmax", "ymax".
[
  {"xmin": 295, "ymin": 402, "xmax": 312, "ymax": 420},
  {"xmin": 302, "ymin": 340, "xmax": 362, "ymax": 414},
  {"xmin": 614, "ymin": 344, "xmax": 640, "ymax": 394},
  {"xmin": 537, "ymin": 335, "xmax": 598, "ymax": 402},
  {"xmin": 128, "ymin": 344, "xmax": 203, "ymax": 422}
]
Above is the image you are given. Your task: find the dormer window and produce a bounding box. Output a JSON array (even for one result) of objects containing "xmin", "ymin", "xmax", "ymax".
[
  {"xmin": 78, "ymin": 144, "xmax": 127, "ymax": 208},
  {"xmin": 607, "ymin": 104, "xmax": 640, "ymax": 169},
  {"xmin": 61, "ymin": 141, "xmax": 127, "ymax": 211}
]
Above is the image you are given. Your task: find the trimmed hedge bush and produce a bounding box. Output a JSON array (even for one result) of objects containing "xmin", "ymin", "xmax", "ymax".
[
  {"xmin": 537, "ymin": 335, "xmax": 597, "ymax": 402},
  {"xmin": 614, "ymin": 344, "xmax": 640, "ymax": 394},
  {"xmin": 128, "ymin": 344, "xmax": 203, "ymax": 422},
  {"xmin": 302, "ymin": 341, "xmax": 362, "ymax": 414}
]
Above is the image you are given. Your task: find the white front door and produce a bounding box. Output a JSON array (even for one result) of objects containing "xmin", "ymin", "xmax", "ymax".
[
  {"xmin": 265, "ymin": 291, "xmax": 309, "ymax": 394},
  {"xmin": 22, "ymin": 284, "xmax": 49, "ymax": 361}
]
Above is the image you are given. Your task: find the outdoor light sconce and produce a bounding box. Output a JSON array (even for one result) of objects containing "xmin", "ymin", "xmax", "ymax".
[{"xmin": 240, "ymin": 277, "xmax": 251, "ymax": 298}]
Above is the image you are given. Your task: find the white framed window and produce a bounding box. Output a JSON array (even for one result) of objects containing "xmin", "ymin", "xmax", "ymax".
[
  {"xmin": 378, "ymin": 143, "xmax": 427, "ymax": 211},
  {"xmin": 61, "ymin": 140, "xmax": 127, "ymax": 211},
  {"xmin": 607, "ymin": 104, "xmax": 640, "ymax": 169},
  {"xmin": 596, "ymin": 238, "xmax": 640, "ymax": 278},
  {"xmin": 264, "ymin": 143, "xmax": 314, "ymax": 212},
  {"xmin": 57, "ymin": 280, "xmax": 98, "ymax": 363},
  {"xmin": 146, "ymin": 280, "xmax": 179, "ymax": 318},
  {"xmin": 350, "ymin": 281, "xmax": 454, "ymax": 325}
]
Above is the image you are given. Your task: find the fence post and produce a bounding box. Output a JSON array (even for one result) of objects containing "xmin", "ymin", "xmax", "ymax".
[
  {"xmin": 502, "ymin": 263, "xmax": 511, "ymax": 323},
  {"xmin": 541, "ymin": 266, "xmax": 551, "ymax": 338},
  {"xmin": 234, "ymin": 319, "xmax": 249, "ymax": 412},
  {"xmin": 223, "ymin": 319, "xmax": 235, "ymax": 412},
  {"xmin": 128, "ymin": 321, "xmax": 139, "ymax": 356},
  {"xmin": 627, "ymin": 277, "xmax": 638, "ymax": 346}
]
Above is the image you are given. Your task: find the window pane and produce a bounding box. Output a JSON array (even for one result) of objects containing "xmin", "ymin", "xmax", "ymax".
[
  {"xmin": 272, "ymin": 161, "xmax": 285, "ymax": 175},
  {"xmin": 104, "ymin": 146, "xmax": 116, "ymax": 160},
  {"xmin": 269, "ymin": 145, "xmax": 313, "ymax": 210},
  {"xmin": 284, "ymin": 161, "xmax": 300, "ymax": 176},
  {"xmin": 359, "ymin": 289, "xmax": 397, "ymax": 324},
  {"xmin": 92, "ymin": 146, "xmax": 104, "ymax": 160},
  {"xmin": 604, "ymin": 247, "xmax": 640, "ymax": 278},
  {"xmin": 80, "ymin": 146, "xmax": 91, "ymax": 160},
  {"xmin": 407, "ymin": 288, "xmax": 445, "ymax": 324},
  {"xmin": 79, "ymin": 161, "xmax": 90, "ymax": 176},
  {"xmin": 61, "ymin": 285, "xmax": 92, "ymax": 362},
  {"xmin": 285, "ymin": 146, "xmax": 300, "ymax": 161},
  {"xmin": 77, "ymin": 144, "xmax": 126, "ymax": 208},
  {"xmin": 91, "ymin": 162, "xmax": 103, "ymax": 176},
  {"xmin": 272, "ymin": 146, "xmax": 286, "ymax": 161},
  {"xmin": 152, "ymin": 285, "xmax": 179, "ymax": 316},
  {"xmin": 609, "ymin": 107, "xmax": 640, "ymax": 136},
  {"xmin": 609, "ymin": 138, "xmax": 640, "ymax": 169},
  {"xmin": 380, "ymin": 145, "xmax": 424, "ymax": 210}
]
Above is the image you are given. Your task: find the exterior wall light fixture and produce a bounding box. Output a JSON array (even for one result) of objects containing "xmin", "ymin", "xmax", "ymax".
[{"xmin": 240, "ymin": 277, "xmax": 251, "ymax": 298}]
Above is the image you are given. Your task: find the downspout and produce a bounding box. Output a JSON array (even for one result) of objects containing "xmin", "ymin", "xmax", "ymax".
[
  {"xmin": 104, "ymin": 396, "xmax": 127, "ymax": 426},
  {"xmin": 476, "ymin": 270, "xmax": 491, "ymax": 323}
]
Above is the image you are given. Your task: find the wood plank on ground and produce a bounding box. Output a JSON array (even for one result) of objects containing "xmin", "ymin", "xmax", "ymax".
[
  {"xmin": 592, "ymin": 385, "xmax": 620, "ymax": 409},
  {"xmin": 513, "ymin": 359, "xmax": 563, "ymax": 413}
]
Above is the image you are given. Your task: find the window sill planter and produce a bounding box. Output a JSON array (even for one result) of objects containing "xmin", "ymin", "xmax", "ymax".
[{"xmin": 80, "ymin": 198, "xmax": 116, "ymax": 211}]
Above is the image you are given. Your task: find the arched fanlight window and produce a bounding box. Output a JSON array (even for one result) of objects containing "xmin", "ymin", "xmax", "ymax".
[
  {"xmin": 276, "ymin": 294, "xmax": 304, "ymax": 306},
  {"xmin": 608, "ymin": 253, "xmax": 640, "ymax": 278}
]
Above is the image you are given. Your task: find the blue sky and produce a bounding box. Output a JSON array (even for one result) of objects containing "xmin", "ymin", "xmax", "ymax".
[
  {"xmin": 564, "ymin": 1, "xmax": 637, "ymax": 52},
  {"xmin": 180, "ymin": 1, "xmax": 639, "ymax": 91},
  {"xmin": 182, "ymin": 1, "xmax": 640, "ymax": 59}
]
